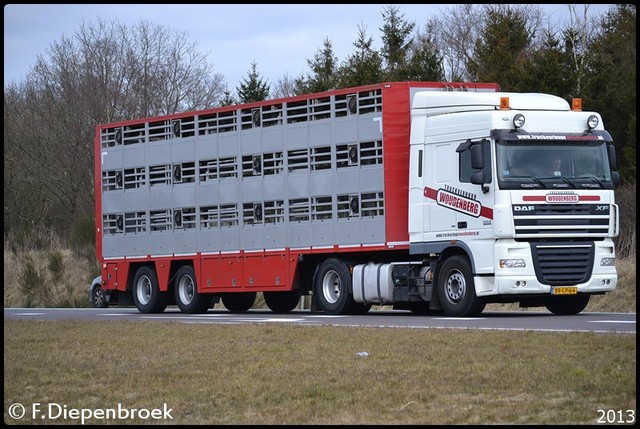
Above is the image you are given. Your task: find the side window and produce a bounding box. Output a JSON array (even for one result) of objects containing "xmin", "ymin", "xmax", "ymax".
[{"xmin": 458, "ymin": 139, "xmax": 492, "ymax": 184}]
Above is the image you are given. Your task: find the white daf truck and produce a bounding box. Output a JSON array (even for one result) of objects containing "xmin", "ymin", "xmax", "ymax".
[{"xmin": 91, "ymin": 82, "xmax": 619, "ymax": 317}]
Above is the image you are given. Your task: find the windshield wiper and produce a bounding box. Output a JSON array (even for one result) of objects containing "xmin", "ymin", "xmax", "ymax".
[
  {"xmin": 577, "ymin": 174, "xmax": 605, "ymax": 188},
  {"xmin": 529, "ymin": 176, "xmax": 547, "ymax": 188},
  {"xmin": 534, "ymin": 175, "xmax": 577, "ymax": 189},
  {"xmin": 558, "ymin": 176, "xmax": 577, "ymax": 188},
  {"xmin": 505, "ymin": 175, "xmax": 548, "ymax": 188}
]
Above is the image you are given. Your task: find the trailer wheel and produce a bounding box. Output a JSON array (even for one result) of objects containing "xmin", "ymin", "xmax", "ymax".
[
  {"xmin": 314, "ymin": 258, "xmax": 356, "ymax": 315},
  {"xmin": 437, "ymin": 255, "xmax": 485, "ymax": 317},
  {"xmin": 132, "ymin": 266, "xmax": 168, "ymax": 313},
  {"xmin": 222, "ymin": 292, "xmax": 256, "ymax": 312},
  {"xmin": 174, "ymin": 266, "xmax": 212, "ymax": 314},
  {"xmin": 91, "ymin": 286, "xmax": 109, "ymax": 309},
  {"xmin": 543, "ymin": 294, "xmax": 590, "ymax": 315},
  {"xmin": 264, "ymin": 291, "xmax": 301, "ymax": 313}
]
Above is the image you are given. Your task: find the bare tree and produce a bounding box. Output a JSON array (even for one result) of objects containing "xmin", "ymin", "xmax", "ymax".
[
  {"xmin": 122, "ymin": 20, "xmax": 226, "ymax": 116},
  {"xmin": 4, "ymin": 82, "xmax": 52, "ymax": 234},
  {"xmin": 565, "ymin": 4, "xmax": 600, "ymax": 95},
  {"xmin": 429, "ymin": 4, "xmax": 483, "ymax": 81},
  {"xmin": 4, "ymin": 18, "xmax": 227, "ymax": 237},
  {"xmin": 431, "ymin": 4, "xmax": 545, "ymax": 82},
  {"xmin": 270, "ymin": 72, "xmax": 305, "ymax": 99}
]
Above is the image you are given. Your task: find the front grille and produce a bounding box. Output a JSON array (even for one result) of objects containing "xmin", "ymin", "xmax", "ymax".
[
  {"xmin": 513, "ymin": 204, "xmax": 610, "ymax": 237},
  {"xmin": 530, "ymin": 242, "xmax": 594, "ymax": 286}
]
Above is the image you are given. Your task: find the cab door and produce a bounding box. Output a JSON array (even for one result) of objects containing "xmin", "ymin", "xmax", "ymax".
[{"xmin": 452, "ymin": 138, "xmax": 494, "ymax": 235}]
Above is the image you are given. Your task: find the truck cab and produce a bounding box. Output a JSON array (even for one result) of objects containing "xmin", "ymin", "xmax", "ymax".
[{"xmin": 407, "ymin": 92, "xmax": 619, "ymax": 316}]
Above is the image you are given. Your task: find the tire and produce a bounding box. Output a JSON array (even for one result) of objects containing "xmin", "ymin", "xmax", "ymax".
[
  {"xmin": 222, "ymin": 292, "xmax": 257, "ymax": 312},
  {"xmin": 132, "ymin": 266, "xmax": 168, "ymax": 313},
  {"xmin": 314, "ymin": 258, "xmax": 356, "ymax": 315},
  {"xmin": 174, "ymin": 265, "xmax": 212, "ymax": 314},
  {"xmin": 437, "ymin": 255, "xmax": 485, "ymax": 317},
  {"xmin": 543, "ymin": 294, "xmax": 590, "ymax": 315},
  {"xmin": 91, "ymin": 286, "xmax": 109, "ymax": 308},
  {"xmin": 263, "ymin": 291, "xmax": 301, "ymax": 313}
]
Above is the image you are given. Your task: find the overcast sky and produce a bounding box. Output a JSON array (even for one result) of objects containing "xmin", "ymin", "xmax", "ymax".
[{"xmin": 4, "ymin": 4, "xmax": 614, "ymax": 90}]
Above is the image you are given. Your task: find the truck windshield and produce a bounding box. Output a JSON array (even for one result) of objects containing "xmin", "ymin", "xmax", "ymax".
[{"xmin": 496, "ymin": 140, "xmax": 614, "ymax": 189}]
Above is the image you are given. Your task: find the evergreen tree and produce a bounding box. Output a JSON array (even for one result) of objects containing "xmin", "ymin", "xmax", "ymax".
[
  {"xmin": 404, "ymin": 24, "xmax": 445, "ymax": 82},
  {"xmin": 585, "ymin": 4, "xmax": 636, "ymax": 181},
  {"xmin": 219, "ymin": 88, "xmax": 236, "ymax": 106},
  {"xmin": 521, "ymin": 30, "xmax": 573, "ymax": 97},
  {"xmin": 468, "ymin": 6, "xmax": 532, "ymax": 91},
  {"xmin": 380, "ymin": 5, "xmax": 415, "ymax": 81},
  {"xmin": 336, "ymin": 23, "xmax": 383, "ymax": 88},
  {"xmin": 305, "ymin": 37, "xmax": 339, "ymax": 93},
  {"xmin": 236, "ymin": 61, "xmax": 270, "ymax": 103}
]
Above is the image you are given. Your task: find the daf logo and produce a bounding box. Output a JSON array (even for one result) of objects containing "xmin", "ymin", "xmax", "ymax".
[{"xmin": 514, "ymin": 205, "xmax": 535, "ymax": 212}]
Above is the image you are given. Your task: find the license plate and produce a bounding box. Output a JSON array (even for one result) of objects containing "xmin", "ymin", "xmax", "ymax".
[{"xmin": 551, "ymin": 286, "xmax": 578, "ymax": 295}]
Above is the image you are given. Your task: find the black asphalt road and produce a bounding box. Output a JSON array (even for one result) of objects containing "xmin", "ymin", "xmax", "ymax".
[{"xmin": 4, "ymin": 308, "xmax": 636, "ymax": 334}]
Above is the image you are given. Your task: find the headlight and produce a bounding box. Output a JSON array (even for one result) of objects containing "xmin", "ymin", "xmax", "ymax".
[
  {"xmin": 499, "ymin": 259, "xmax": 526, "ymax": 269},
  {"xmin": 587, "ymin": 115, "xmax": 599, "ymax": 130}
]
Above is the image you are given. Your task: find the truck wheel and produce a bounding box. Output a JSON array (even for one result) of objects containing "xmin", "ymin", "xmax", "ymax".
[
  {"xmin": 174, "ymin": 266, "xmax": 212, "ymax": 314},
  {"xmin": 314, "ymin": 258, "xmax": 356, "ymax": 315},
  {"xmin": 543, "ymin": 294, "xmax": 590, "ymax": 315},
  {"xmin": 437, "ymin": 255, "xmax": 485, "ymax": 317},
  {"xmin": 132, "ymin": 266, "xmax": 168, "ymax": 313},
  {"xmin": 222, "ymin": 292, "xmax": 256, "ymax": 312},
  {"xmin": 91, "ymin": 286, "xmax": 109, "ymax": 308},
  {"xmin": 264, "ymin": 291, "xmax": 301, "ymax": 313}
]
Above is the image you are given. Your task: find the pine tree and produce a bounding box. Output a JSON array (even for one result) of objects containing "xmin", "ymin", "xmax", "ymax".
[
  {"xmin": 305, "ymin": 37, "xmax": 338, "ymax": 93},
  {"xmin": 380, "ymin": 5, "xmax": 415, "ymax": 81},
  {"xmin": 468, "ymin": 6, "xmax": 531, "ymax": 91},
  {"xmin": 404, "ymin": 24, "xmax": 445, "ymax": 82},
  {"xmin": 236, "ymin": 61, "xmax": 270, "ymax": 103},
  {"xmin": 219, "ymin": 89, "xmax": 237, "ymax": 106},
  {"xmin": 337, "ymin": 23, "xmax": 383, "ymax": 88}
]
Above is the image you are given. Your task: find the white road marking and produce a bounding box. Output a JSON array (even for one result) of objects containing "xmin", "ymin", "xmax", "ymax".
[{"xmin": 433, "ymin": 317, "xmax": 486, "ymax": 321}]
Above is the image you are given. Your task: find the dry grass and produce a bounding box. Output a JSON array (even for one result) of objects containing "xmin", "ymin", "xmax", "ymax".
[
  {"xmin": 3, "ymin": 244, "xmax": 98, "ymax": 308},
  {"xmin": 3, "ymin": 239, "xmax": 636, "ymax": 314},
  {"xmin": 4, "ymin": 320, "xmax": 635, "ymax": 425},
  {"xmin": 586, "ymin": 256, "xmax": 636, "ymax": 313}
]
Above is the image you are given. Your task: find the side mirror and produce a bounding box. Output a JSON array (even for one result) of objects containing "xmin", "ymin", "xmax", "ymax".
[
  {"xmin": 471, "ymin": 144, "xmax": 484, "ymax": 170},
  {"xmin": 471, "ymin": 171, "xmax": 485, "ymax": 185},
  {"xmin": 611, "ymin": 171, "xmax": 620, "ymax": 187},
  {"xmin": 471, "ymin": 171, "xmax": 489, "ymax": 194},
  {"xmin": 607, "ymin": 144, "xmax": 617, "ymax": 170}
]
